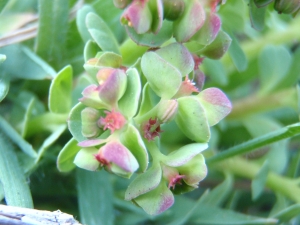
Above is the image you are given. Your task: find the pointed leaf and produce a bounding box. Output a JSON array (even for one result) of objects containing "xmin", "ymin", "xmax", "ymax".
[
  {"xmin": 49, "ymin": 65, "xmax": 72, "ymax": 114},
  {"xmin": 252, "ymin": 160, "xmax": 269, "ymax": 200},
  {"xmin": 0, "ymin": 133, "xmax": 33, "ymax": 208},
  {"xmin": 141, "ymin": 51, "xmax": 182, "ymax": 99},
  {"xmin": 77, "ymin": 169, "xmax": 114, "ymax": 225},
  {"xmin": 86, "ymin": 12, "xmax": 120, "ymax": 54},
  {"xmin": 175, "ymin": 96, "xmax": 210, "ymax": 142},
  {"xmin": 35, "ymin": 0, "xmax": 69, "ymax": 69},
  {"xmin": 57, "ymin": 138, "xmax": 81, "ymax": 172},
  {"xmin": 196, "ymin": 88, "xmax": 232, "ymax": 126}
]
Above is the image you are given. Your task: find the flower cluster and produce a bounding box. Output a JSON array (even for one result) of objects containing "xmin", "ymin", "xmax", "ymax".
[{"xmin": 59, "ymin": 0, "xmax": 232, "ymax": 216}]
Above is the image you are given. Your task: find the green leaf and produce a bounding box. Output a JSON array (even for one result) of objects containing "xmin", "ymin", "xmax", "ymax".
[
  {"xmin": 68, "ymin": 102, "xmax": 86, "ymax": 142},
  {"xmin": 0, "ymin": 45, "xmax": 56, "ymax": 80},
  {"xmin": 35, "ymin": 0, "xmax": 69, "ymax": 69},
  {"xmin": 163, "ymin": 143, "xmax": 208, "ymax": 167},
  {"xmin": 120, "ymin": 124, "xmax": 148, "ymax": 173},
  {"xmin": 173, "ymin": 0, "xmax": 205, "ymax": 43},
  {"xmin": 141, "ymin": 51, "xmax": 182, "ymax": 99},
  {"xmin": 200, "ymin": 30, "xmax": 232, "ymax": 59},
  {"xmin": 228, "ymin": 34, "xmax": 248, "ymax": 72},
  {"xmin": 202, "ymin": 58, "xmax": 228, "ymax": 86},
  {"xmin": 57, "ymin": 138, "xmax": 80, "ymax": 172},
  {"xmin": 126, "ymin": 20, "xmax": 173, "ymax": 47},
  {"xmin": 35, "ymin": 124, "xmax": 66, "ymax": 164},
  {"xmin": 136, "ymin": 83, "xmax": 159, "ymax": 118},
  {"xmin": 258, "ymin": 45, "xmax": 292, "ymax": 95},
  {"xmin": 272, "ymin": 203, "xmax": 300, "ymax": 222},
  {"xmin": 0, "ymin": 133, "xmax": 33, "ymax": 208},
  {"xmin": 199, "ymin": 174, "xmax": 233, "ymax": 206},
  {"xmin": 254, "ymin": 0, "xmax": 274, "ymax": 7},
  {"xmin": 252, "ymin": 160, "xmax": 269, "ymax": 201},
  {"xmin": 175, "ymin": 96, "xmax": 210, "ymax": 143},
  {"xmin": 0, "ymin": 73, "xmax": 9, "ymax": 102},
  {"xmin": 0, "ymin": 115, "xmax": 37, "ymax": 158},
  {"xmin": 86, "ymin": 12, "xmax": 120, "ymax": 54},
  {"xmin": 77, "ymin": 168, "xmax": 114, "ymax": 225},
  {"xmin": 134, "ymin": 181, "xmax": 174, "ymax": 215},
  {"xmin": 118, "ymin": 68, "xmax": 141, "ymax": 118},
  {"xmin": 48, "ymin": 65, "xmax": 73, "ymax": 114},
  {"xmin": 0, "ymin": 0, "xmax": 8, "ymax": 13},
  {"xmin": 21, "ymin": 98, "xmax": 35, "ymax": 137},
  {"xmin": 249, "ymin": 0, "xmax": 267, "ymax": 31},
  {"xmin": 76, "ymin": 4, "xmax": 95, "ymax": 42},
  {"xmin": 155, "ymin": 43, "xmax": 194, "ymax": 77},
  {"xmin": 84, "ymin": 40, "xmax": 101, "ymax": 62},
  {"xmin": 125, "ymin": 162, "xmax": 161, "ymax": 200},
  {"xmin": 207, "ymin": 122, "xmax": 300, "ymax": 164}
]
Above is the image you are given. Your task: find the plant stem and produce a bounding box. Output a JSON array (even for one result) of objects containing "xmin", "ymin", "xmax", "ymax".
[
  {"xmin": 211, "ymin": 157, "xmax": 300, "ymax": 203},
  {"xmin": 120, "ymin": 38, "xmax": 148, "ymax": 66},
  {"xmin": 227, "ymin": 87, "xmax": 297, "ymax": 120}
]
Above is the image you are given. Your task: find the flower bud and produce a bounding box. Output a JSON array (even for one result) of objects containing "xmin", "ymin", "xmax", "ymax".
[
  {"xmin": 157, "ymin": 99, "xmax": 178, "ymax": 123},
  {"xmin": 163, "ymin": 0, "xmax": 185, "ymax": 21},
  {"xmin": 94, "ymin": 141, "xmax": 139, "ymax": 178},
  {"xmin": 79, "ymin": 84, "xmax": 110, "ymax": 110},
  {"xmin": 274, "ymin": 0, "xmax": 300, "ymax": 14},
  {"xmin": 81, "ymin": 107, "xmax": 102, "ymax": 138}
]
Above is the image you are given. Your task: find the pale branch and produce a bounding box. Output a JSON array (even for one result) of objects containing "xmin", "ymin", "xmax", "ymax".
[{"xmin": 0, "ymin": 205, "xmax": 82, "ymax": 225}]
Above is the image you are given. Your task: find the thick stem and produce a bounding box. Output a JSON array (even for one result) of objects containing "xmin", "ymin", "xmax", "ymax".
[
  {"xmin": 211, "ymin": 157, "xmax": 300, "ymax": 203},
  {"xmin": 227, "ymin": 88, "xmax": 297, "ymax": 120}
]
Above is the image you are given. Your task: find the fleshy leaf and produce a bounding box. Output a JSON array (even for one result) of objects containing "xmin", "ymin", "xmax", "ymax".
[
  {"xmin": 81, "ymin": 107, "xmax": 101, "ymax": 138},
  {"xmin": 254, "ymin": 0, "xmax": 274, "ymax": 7},
  {"xmin": 175, "ymin": 96, "xmax": 210, "ymax": 142},
  {"xmin": 86, "ymin": 12, "xmax": 120, "ymax": 54},
  {"xmin": 78, "ymin": 138, "xmax": 108, "ymax": 148},
  {"xmin": 196, "ymin": 88, "xmax": 232, "ymax": 126},
  {"xmin": 126, "ymin": 20, "xmax": 173, "ymax": 47},
  {"xmin": 200, "ymin": 30, "xmax": 232, "ymax": 59},
  {"xmin": 74, "ymin": 147, "xmax": 100, "ymax": 171},
  {"xmin": 163, "ymin": 143, "xmax": 208, "ymax": 167},
  {"xmin": 178, "ymin": 154, "xmax": 207, "ymax": 187},
  {"xmin": 76, "ymin": 5, "xmax": 95, "ymax": 42},
  {"xmin": 118, "ymin": 68, "xmax": 141, "ymax": 118},
  {"xmin": 134, "ymin": 181, "xmax": 174, "ymax": 215},
  {"xmin": 83, "ymin": 40, "xmax": 101, "ymax": 63},
  {"xmin": 148, "ymin": 0, "xmax": 163, "ymax": 33},
  {"xmin": 155, "ymin": 43, "xmax": 194, "ymax": 77},
  {"xmin": 173, "ymin": 0, "xmax": 205, "ymax": 42},
  {"xmin": 191, "ymin": 12, "xmax": 221, "ymax": 46},
  {"xmin": 121, "ymin": 0, "xmax": 152, "ymax": 34},
  {"xmin": 141, "ymin": 51, "xmax": 182, "ymax": 99},
  {"xmin": 125, "ymin": 162, "xmax": 161, "ymax": 200},
  {"xmin": 97, "ymin": 68, "xmax": 127, "ymax": 107},
  {"xmin": 249, "ymin": 0, "xmax": 267, "ymax": 31},
  {"xmin": 163, "ymin": 0, "xmax": 185, "ymax": 21},
  {"xmin": 68, "ymin": 103, "xmax": 87, "ymax": 142},
  {"xmin": 57, "ymin": 138, "xmax": 81, "ymax": 172},
  {"xmin": 97, "ymin": 141, "xmax": 139, "ymax": 178},
  {"xmin": 79, "ymin": 84, "xmax": 110, "ymax": 110},
  {"xmin": 120, "ymin": 124, "xmax": 148, "ymax": 173},
  {"xmin": 48, "ymin": 65, "xmax": 72, "ymax": 114}
]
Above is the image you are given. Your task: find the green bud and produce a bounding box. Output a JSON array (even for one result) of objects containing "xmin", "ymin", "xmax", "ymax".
[
  {"xmin": 274, "ymin": 0, "xmax": 300, "ymax": 14},
  {"xmin": 163, "ymin": 0, "xmax": 185, "ymax": 21},
  {"xmin": 81, "ymin": 107, "xmax": 101, "ymax": 138},
  {"xmin": 157, "ymin": 99, "xmax": 178, "ymax": 123}
]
